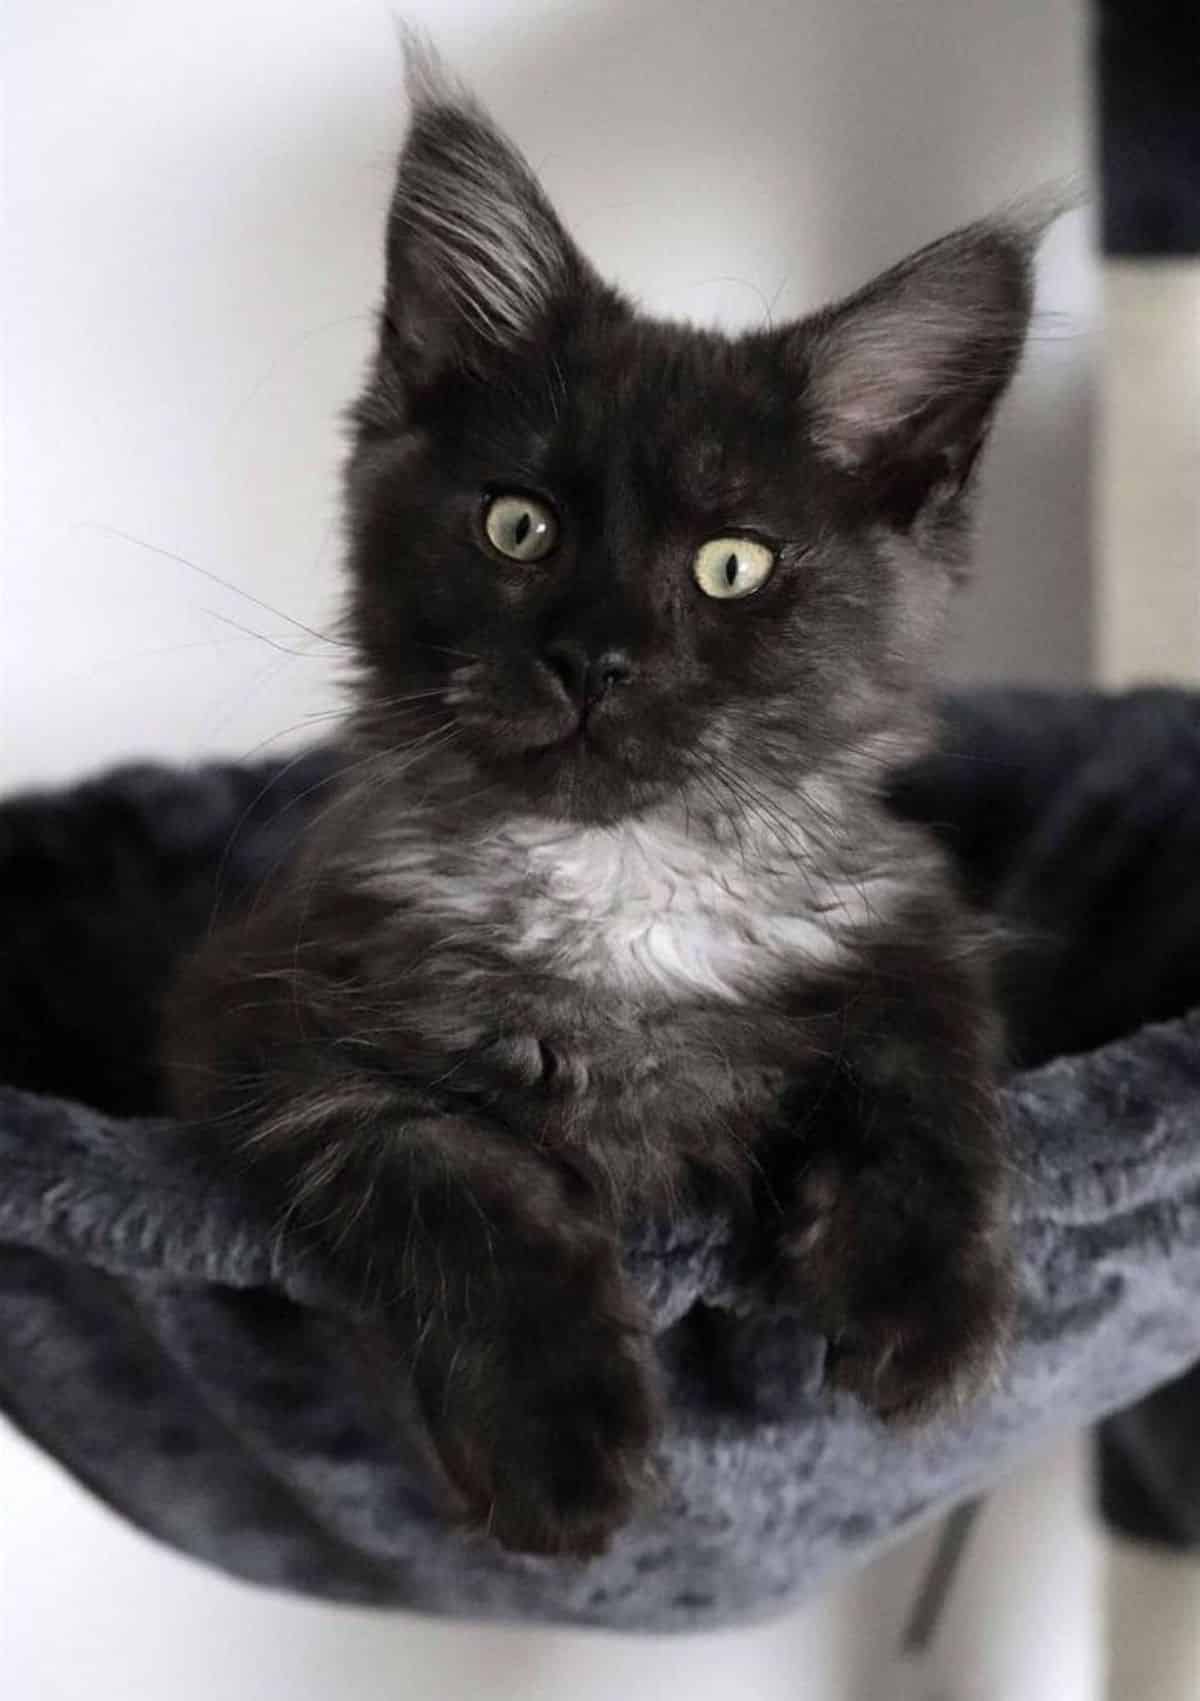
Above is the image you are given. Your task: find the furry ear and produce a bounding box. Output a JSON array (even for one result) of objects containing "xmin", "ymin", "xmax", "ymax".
[
  {"xmin": 383, "ymin": 39, "xmax": 583, "ymax": 380},
  {"xmin": 800, "ymin": 198, "xmax": 1064, "ymax": 521}
]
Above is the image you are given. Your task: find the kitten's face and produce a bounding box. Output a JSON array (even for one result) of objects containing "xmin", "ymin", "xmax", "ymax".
[
  {"xmin": 348, "ymin": 311, "xmax": 906, "ymax": 822},
  {"xmin": 344, "ymin": 58, "xmax": 1040, "ymax": 825}
]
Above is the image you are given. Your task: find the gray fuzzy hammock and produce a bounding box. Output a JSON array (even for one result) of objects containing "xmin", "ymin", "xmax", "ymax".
[{"xmin": 2, "ymin": 688, "xmax": 1200, "ymax": 1629}]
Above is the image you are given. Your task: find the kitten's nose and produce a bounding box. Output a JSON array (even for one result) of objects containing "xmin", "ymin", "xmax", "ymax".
[{"xmin": 541, "ymin": 639, "xmax": 635, "ymax": 711}]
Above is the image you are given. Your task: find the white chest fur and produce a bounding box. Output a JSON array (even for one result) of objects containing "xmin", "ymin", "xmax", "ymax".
[{"xmin": 389, "ymin": 810, "xmax": 902, "ymax": 1005}]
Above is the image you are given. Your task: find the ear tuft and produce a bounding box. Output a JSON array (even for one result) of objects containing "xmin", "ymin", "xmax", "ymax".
[
  {"xmin": 384, "ymin": 35, "xmax": 579, "ymax": 373},
  {"xmin": 398, "ymin": 24, "xmax": 467, "ymax": 113}
]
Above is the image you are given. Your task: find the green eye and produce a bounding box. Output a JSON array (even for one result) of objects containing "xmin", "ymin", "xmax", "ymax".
[
  {"xmin": 483, "ymin": 493, "xmax": 559, "ymax": 563},
  {"xmin": 692, "ymin": 537, "xmax": 776, "ymax": 600}
]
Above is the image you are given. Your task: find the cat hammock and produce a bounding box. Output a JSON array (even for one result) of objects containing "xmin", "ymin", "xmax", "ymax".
[{"xmin": 2, "ymin": 688, "xmax": 1199, "ymax": 1630}]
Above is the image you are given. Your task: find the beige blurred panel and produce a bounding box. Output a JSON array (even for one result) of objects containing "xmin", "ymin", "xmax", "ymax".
[
  {"xmin": 1105, "ymin": 1539, "xmax": 1200, "ymax": 1701},
  {"xmin": 1096, "ymin": 262, "xmax": 1200, "ymax": 686}
]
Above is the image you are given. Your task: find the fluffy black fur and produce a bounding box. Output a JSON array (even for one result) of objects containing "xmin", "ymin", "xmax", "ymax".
[{"xmin": 163, "ymin": 52, "xmax": 1047, "ymax": 1556}]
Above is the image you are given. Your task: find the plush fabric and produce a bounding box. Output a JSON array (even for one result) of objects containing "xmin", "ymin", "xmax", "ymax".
[{"xmin": 1, "ymin": 690, "xmax": 1199, "ymax": 1628}]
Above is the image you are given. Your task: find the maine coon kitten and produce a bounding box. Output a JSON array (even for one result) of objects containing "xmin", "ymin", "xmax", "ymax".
[{"xmin": 166, "ymin": 48, "xmax": 1047, "ymax": 1558}]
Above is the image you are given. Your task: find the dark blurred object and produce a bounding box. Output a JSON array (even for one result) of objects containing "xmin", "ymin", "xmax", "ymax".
[
  {"xmin": 0, "ymin": 748, "xmax": 339, "ymax": 1116},
  {"xmin": 1095, "ymin": 0, "xmax": 1200, "ymax": 256},
  {"xmin": 1098, "ymin": 1371, "xmax": 1200, "ymax": 1547},
  {"xmin": 893, "ymin": 687, "xmax": 1200, "ymax": 1070}
]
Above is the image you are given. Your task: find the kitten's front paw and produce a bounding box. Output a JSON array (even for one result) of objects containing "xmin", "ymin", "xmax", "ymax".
[
  {"xmin": 823, "ymin": 1261, "xmax": 1012, "ymax": 1420},
  {"xmin": 495, "ymin": 1338, "xmax": 659, "ymax": 1557},
  {"xmin": 430, "ymin": 1316, "xmax": 660, "ymax": 1558},
  {"xmin": 775, "ymin": 1155, "xmax": 1013, "ymax": 1420}
]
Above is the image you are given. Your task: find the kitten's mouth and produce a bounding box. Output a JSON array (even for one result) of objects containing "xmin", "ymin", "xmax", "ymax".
[
  {"xmin": 521, "ymin": 721, "xmax": 610, "ymax": 775},
  {"xmin": 517, "ymin": 692, "xmax": 614, "ymax": 757},
  {"xmin": 481, "ymin": 718, "xmax": 672, "ymax": 823},
  {"xmin": 534, "ymin": 713, "xmax": 594, "ymax": 753},
  {"xmin": 451, "ymin": 688, "xmax": 676, "ymax": 820}
]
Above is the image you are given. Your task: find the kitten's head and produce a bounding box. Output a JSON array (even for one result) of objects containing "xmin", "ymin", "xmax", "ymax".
[{"xmin": 344, "ymin": 46, "xmax": 1048, "ymax": 825}]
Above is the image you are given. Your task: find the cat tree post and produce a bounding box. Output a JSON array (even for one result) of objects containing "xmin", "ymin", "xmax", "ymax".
[
  {"xmin": 1092, "ymin": 1, "xmax": 1200, "ymax": 690},
  {"xmin": 1096, "ymin": 268, "xmax": 1200, "ymax": 687},
  {"xmin": 1093, "ymin": 4, "xmax": 1200, "ymax": 1699}
]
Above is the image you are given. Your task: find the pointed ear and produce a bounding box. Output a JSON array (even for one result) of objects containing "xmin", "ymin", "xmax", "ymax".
[
  {"xmin": 382, "ymin": 39, "xmax": 584, "ymax": 382},
  {"xmin": 799, "ymin": 200, "xmax": 1063, "ymax": 522}
]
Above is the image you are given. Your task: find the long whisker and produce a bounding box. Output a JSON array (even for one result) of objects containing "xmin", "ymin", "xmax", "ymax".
[
  {"xmin": 208, "ymin": 684, "xmax": 462, "ymax": 926},
  {"xmin": 730, "ymin": 760, "xmax": 892, "ymax": 929},
  {"xmin": 85, "ymin": 523, "xmax": 345, "ymax": 649},
  {"xmin": 282, "ymin": 724, "xmax": 466, "ymax": 994},
  {"xmin": 200, "ymin": 607, "xmax": 334, "ymax": 659},
  {"xmin": 704, "ymin": 757, "xmax": 826, "ymax": 889},
  {"xmin": 418, "ymin": 643, "xmax": 484, "ymax": 663},
  {"xmin": 207, "ymin": 743, "xmax": 352, "ymax": 933},
  {"xmin": 682, "ymin": 757, "xmax": 752, "ymax": 876}
]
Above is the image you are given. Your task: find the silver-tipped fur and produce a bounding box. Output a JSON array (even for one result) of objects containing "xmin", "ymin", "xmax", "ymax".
[{"xmin": 390, "ymin": 29, "xmax": 572, "ymax": 348}]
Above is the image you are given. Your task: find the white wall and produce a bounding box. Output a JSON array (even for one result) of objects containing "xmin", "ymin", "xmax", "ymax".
[
  {"xmin": 4, "ymin": 0, "xmax": 1094, "ymax": 793},
  {"xmin": 3, "ymin": 4, "xmax": 1103, "ymax": 1699}
]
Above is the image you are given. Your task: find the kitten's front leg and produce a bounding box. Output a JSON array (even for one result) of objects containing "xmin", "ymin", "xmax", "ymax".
[
  {"xmin": 250, "ymin": 1095, "xmax": 657, "ymax": 1557},
  {"xmin": 166, "ymin": 908, "xmax": 657, "ymax": 1556},
  {"xmin": 763, "ymin": 938, "xmax": 1013, "ymax": 1419}
]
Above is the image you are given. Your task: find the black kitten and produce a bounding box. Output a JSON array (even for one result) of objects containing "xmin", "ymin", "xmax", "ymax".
[{"xmin": 166, "ymin": 48, "xmax": 1047, "ymax": 1557}]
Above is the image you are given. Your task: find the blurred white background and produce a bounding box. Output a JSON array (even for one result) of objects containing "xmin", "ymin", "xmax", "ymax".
[{"xmin": 3, "ymin": 0, "xmax": 1104, "ymax": 1696}]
